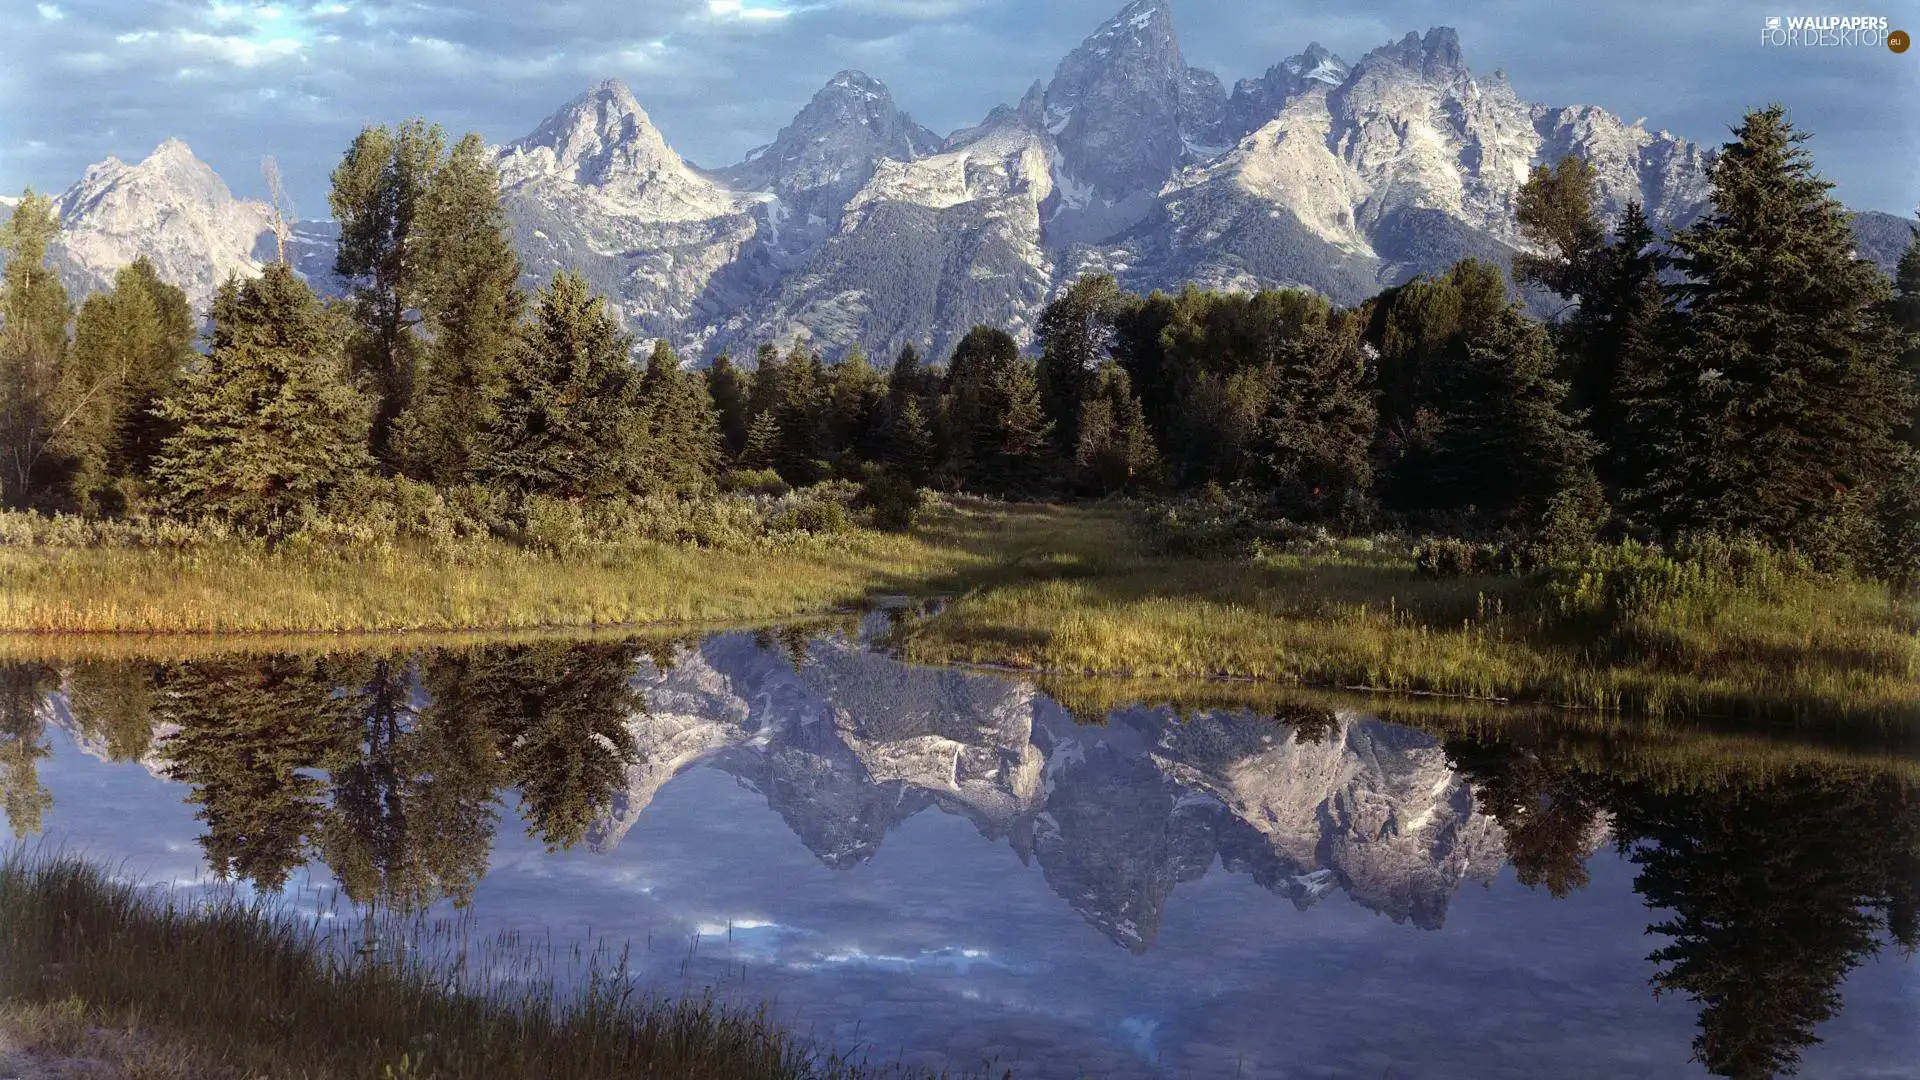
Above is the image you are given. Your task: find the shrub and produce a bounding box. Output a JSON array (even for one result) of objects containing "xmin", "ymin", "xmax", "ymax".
[
  {"xmin": 857, "ymin": 471, "xmax": 924, "ymax": 532},
  {"xmin": 720, "ymin": 468, "xmax": 791, "ymax": 499},
  {"xmin": 770, "ymin": 493, "xmax": 849, "ymax": 536},
  {"xmin": 520, "ymin": 495, "xmax": 592, "ymax": 556},
  {"xmin": 1413, "ymin": 538, "xmax": 1503, "ymax": 578}
]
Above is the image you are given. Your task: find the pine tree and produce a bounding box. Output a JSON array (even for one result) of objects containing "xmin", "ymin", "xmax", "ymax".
[
  {"xmin": 49, "ymin": 258, "xmax": 194, "ymax": 513},
  {"xmin": 740, "ymin": 410, "xmax": 782, "ymax": 472},
  {"xmin": 705, "ymin": 352, "xmax": 751, "ymax": 460},
  {"xmin": 1890, "ymin": 225, "xmax": 1920, "ymax": 448},
  {"xmin": 151, "ymin": 265, "xmax": 375, "ymax": 532},
  {"xmin": 329, "ymin": 120, "xmax": 446, "ymax": 464},
  {"xmin": 826, "ymin": 347, "xmax": 887, "ymax": 468},
  {"xmin": 65, "ymin": 660, "xmax": 160, "ymax": 764},
  {"xmin": 638, "ymin": 339, "xmax": 721, "ymax": 495},
  {"xmin": 1037, "ymin": 274, "xmax": 1124, "ymax": 454},
  {"xmin": 887, "ymin": 342, "xmax": 931, "ymax": 401},
  {"xmin": 159, "ymin": 655, "xmax": 358, "ymax": 891},
  {"xmin": 0, "ymin": 662, "xmax": 55, "ymax": 840},
  {"xmin": 1649, "ymin": 107, "xmax": 1912, "ymax": 563},
  {"xmin": 1074, "ymin": 363, "xmax": 1158, "ymax": 494},
  {"xmin": 477, "ymin": 272, "xmax": 647, "ymax": 501},
  {"xmin": 879, "ymin": 394, "xmax": 936, "ymax": 485},
  {"xmin": 0, "ymin": 191, "xmax": 71, "ymax": 508},
  {"xmin": 393, "ymin": 133, "xmax": 526, "ymax": 485},
  {"xmin": 1512, "ymin": 156, "xmax": 1607, "ymax": 301},
  {"xmin": 1256, "ymin": 314, "xmax": 1378, "ymax": 520},
  {"xmin": 773, "ymin": 343, "xmax": 827, "ymax": 485}
]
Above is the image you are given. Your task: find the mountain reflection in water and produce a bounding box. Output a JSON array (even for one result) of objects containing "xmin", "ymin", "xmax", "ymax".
[{"xmin": 1, "ymin": 630, "xmax": 1915, "ymax": 1079}]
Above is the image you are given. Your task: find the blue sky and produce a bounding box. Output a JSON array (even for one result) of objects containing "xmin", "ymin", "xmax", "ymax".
[{"xmin": 1, "ymin": 0, "xmax": 1915, "ymax": 215}]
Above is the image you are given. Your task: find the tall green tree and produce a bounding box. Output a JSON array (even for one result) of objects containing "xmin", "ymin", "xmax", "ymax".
[
  {"xmin": 1647, "ymin": 107, "xmax": 1912, "ymax": 564},
  {"xmin": 159, "ymin": 655, "xmax": 358, "ymax": 892},
  {"xmin": 0, "ymin": 191, "xmax": 71, "ymax": 508},
  {"xmin": 943, "ymin": 326, "xmax": 1053, "ymax": 495},
  {"xmin": 152, "ymin": 265, "xmax": 374, "ymax": 532},
  {"xmin": 638, "ymin": 339, "xmax": 721, "ymax": 495},
  {"xmin": 1512, "ymin": 156, "xmax": 1607, "ymax": 303},
  {"xmin": 477, "ymin": 272, "xmax": 647, "ymax": 501},
  {"xmin": 50, "ymin": 258, "xmax": 194, "ymax": 513},
  {"xmin": 826, "ymin": 347, "xmax": 888, "ymax": 468},
  {"xmin": 1255, "ymin": 311, "xmax": 1378, "ymax": 520},
  {"xmin": 1037, "ymin": 274, "xmax": 1125, "ymax": 454},
  {"xmin": 329, "ymin": 120, "xmax": 446, "ymax": 463},
  {"xmin": 1073, "ymin": 363, "xmax": 1158, "ymax": 494},
  {"xmin": 878, "ymin": 394, "xmax": 936, "ymax": 485},
  {"xmin": 705, "ymin": 352, "xmax": 751, "ymax": 460},
  {"xmin": 0, "ymin": 662, "xmax": 55, "ymax": 840},
  {"xmin": 393, "ymin": 134, "xmax": 526, "ymax": 485},
  {"xmin": 773, "ymin": 343, "xmax": 828, "ymax": 485}
]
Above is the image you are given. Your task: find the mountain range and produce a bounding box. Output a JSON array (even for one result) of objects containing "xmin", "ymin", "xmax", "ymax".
[{"xmin": 11, "ymin": 0, "xmax": 1914, "ymax": 363}]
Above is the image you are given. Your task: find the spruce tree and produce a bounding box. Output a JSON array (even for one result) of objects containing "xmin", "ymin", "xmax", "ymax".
[
  {"xmin": 0, "ymin": 191, "xmax": 71, "ymax": 508},
  {"xmin": 65, "ymin": 660, "xmax": 160, "ymax": 764},
  {"xmin": 1074, "ymin": 363, "xmax": 1158, "ymax": 494},
  {"xmin": 879, "ymin": 394, "xmax": 936, "ymax": 485},
  {"xmin": 477, "ymin": 272, "xmax": 647, "ymax": 501},
  {"xmin": 50, "ymin": 258, "xmax": 194, "ymax": 513},
  {"xmin": 826, "ymin": 347, "xmax": 887, "ymax": 467},
  {"xmin": 740, "ymin": 411, "xmax": 782, "ymax": 473},
  {"xmin": 638, "ymin": 339, "xmax": 721, "ymax": 496},
  {"xmin": 705, "ymin": 352, "xmax": 751, "ymax": 460},
  {"xmin": 887, "ymin": 342, "xmax": 931, "ymax": 402},
  {"xmin": 1037, "ymin": 274, "xmax": 1124, "ymax": 454},
  {"xmin": 0, "ymin": 662, "xmax": 54, "ymax": 840},
  {"xmin": 1256, "ymin": 315, "xmax": 1378, "ymax": 520},
  {"xmin": 393, "ymin": 133, "xmax": 525, "ymax": 485},
  {"xmin": 1651, "ymin": 107, "xmax": 1912, "ymax": 563},
  {"xmin": 773, "ymin": 343, "xmax": 827, "ymax": 485},
  {"xmin": 152, "ymin": 265, "xmax": 374, "ymax": 532},
  {"xmin": 329, "ymin": 120, "xmax": 446, "ymax": 463}
]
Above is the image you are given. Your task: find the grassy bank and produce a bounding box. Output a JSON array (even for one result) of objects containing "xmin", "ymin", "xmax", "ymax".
[
  {"xmin": 0, "ymin": 852, "xmax": 949, "ymax": 1080},
  {"xmin": 0, "ymin": 499, "xmax": 1047, "ymax": 635},
  {"xmin": 2, "ymin": 500, "xmax": 1914, "ymax": 720},
  {"xmin": 888, "ymin": 507, "xmax": 1920, "ymax": 722}
]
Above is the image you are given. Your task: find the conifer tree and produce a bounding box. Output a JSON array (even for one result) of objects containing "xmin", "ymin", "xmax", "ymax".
[
  {"xmin": 943, "ymin": 327, "xmax": 1054, "ymax": 495},
  {"xmin": 1037, "ymin": 274, "xmax": 1124, "ymax": 454},
  {"xmin": 1650, "ymin": 107, "xmax": 1912, "ymax": 563},
  {"xmin": 1074, "ymin": 363, "xmax": 1158, "ymax": 494},
  {"xmin": 152, "ymin": 265, "xmax": 374, "ymax": 532},
  {"xmin": 740, "ymin": 411, "xmax": 782, "ymax": 473},
  {"xmin": 477, "ymin": 272, "xmax": 646, "ymax": 501},
  {"xmin": 1513, "ymin": 156, "xmax": 1607, "ymax": 302},
  {"xmin": 638, "ymin": 339, "xmax": 721, "ymax": 495},
  {"xmin": 0, "ymin": 662, "xmax": 54, "ymax": 840},
  {"xmin": 393, "ymin": 133, "xmax": 526, "ymax": 485},
  {"xmin": 705, "ymin": 352, "xmax": 751, "ymax": 460},
  {"xmin": 65, "ymin": 660, "xmax": 160, "ymax": 764},
  {"xmin": 826, "ymin": 347, "xmax": 887, "ymax": 467},
  {"xmin": 887, "ymin": 342, "xmax": 932, "ymax": 402},
  {"xmin": 159, "ymin": 655, "xmax": 358, "ymax": 892},
  {"xmin": 0, "ymin": 191, "xmax": 71, "ymax": 508},
  {"xmin": 329, "ymin": 120, "xmax": 446, "ymax": 463},
  {"xmin": 773, "ymin": 343, "xmax": 827, "ymax": 485},
  {"xmin": 50, "ymin": 258, "xmax": 194, "ymax": 512},
  {"xmin": 746, "ymin": 342, "xmax": 785, "ymax": 421},
  {"xmin": 1256, "ymin": 315, "xmax": 1378, "ymax": 520},
  {"xmin": 879, "ymin": 394, "xmax": 936, "ymax": 485}
]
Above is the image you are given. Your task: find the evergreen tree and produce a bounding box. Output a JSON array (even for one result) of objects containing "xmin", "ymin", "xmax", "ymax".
[
  {"xmin": 705, "ymin": 352, "xmax": 751, "ymax": 460},
  {"xmin": 740, "ymin": 411, "xmax": 782, "ymax": 472},
  {"xmin": 0, "ymin": 191, "xmax": 71, "ymax": 508},
  {"xmin": 878, "ymin": 394, "xmax": 936, "ymax": 485},
  {"xmin": 1891, "ymin": 225, "xmax": 1920, "ymax": 447},
  {"xmin": 826, "ymin": 347, "xmax": 888, "ymax": 468},
  {"xmin": 477, "ymin": 272, "xmax": 646, "ymax": 501},
  {"xmin": 1037, "ymin": 274, "xmax": 1124, "ymax": 454},
  {"xmin": 393, "ymin": 133, "xmax": 525, "ymax": 485},
  {"xmin": 151, "ymin": 265, "xmax": 375, "ymax": 532},
  {"xmin": 0, "ymin": 662, "xmax": 54, "ymax": 840},
  {"xmin": 942, "ymin": 326, "xmax": 1055, "ymax": 493},
  {"xmin": 329, "ymin": 121, "xmax": 446, "ymax": 463},
  {"xmin": 159, "ymin": 655, "xmax": 358, "ymax": 892},
  {"xmin": 1870, "ymin": 227, "xmax": 1920, "ymax": 583},
  {"xmin": 1074, "ymin": 363, "xmax": 1158, "ymax": 494},
  {"xmin": 49, "ymin": 258, "xmax": 194, "ymax": 513},
  {"xmin": 637, "ymin": 339, "xmax": 721, "ymax": 495},
  {"xmin": 1650, "ymin": 107, "xmax": 1912, "ymax": 563},
  {"xmin": 887, "ymin": 342, "xmax": 932, "ymax": 402},
  {"xmin": 1256, "ymin": 314, "xmax": 1378, "ymax": 520},
  {"xmin": 746, "ymin": 343, "xmax": 786, "ymax": 421},
  {"xmin": 773, "ymin": 343, "xmax": 828, "ymax": 485},
  {"xmin": 1512, "ymin": 156, "xmax": 1607, "ymax": 303},
  {"xmin": 65, "ymin": 660, "xmax": 160, "ymax": 764}
]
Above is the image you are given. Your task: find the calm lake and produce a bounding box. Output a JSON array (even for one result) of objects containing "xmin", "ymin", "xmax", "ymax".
[{"xmin": 2, "ymin": 622, "xmax": 1916, "ymax": 1079}]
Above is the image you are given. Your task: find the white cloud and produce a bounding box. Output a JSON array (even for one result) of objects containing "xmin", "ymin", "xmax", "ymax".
[
  {"xmin": 36, "ymin": 3, "xmax": 65, "ymax": 19},
  {"xmin": 707, "ymin": 0, "xmax": 791, "ymax": 20}
]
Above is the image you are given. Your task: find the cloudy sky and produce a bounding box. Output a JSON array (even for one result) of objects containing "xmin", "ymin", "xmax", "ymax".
[{"xmin": 1, "ymin": 0, "xmax": 1916, "ymax": 215}]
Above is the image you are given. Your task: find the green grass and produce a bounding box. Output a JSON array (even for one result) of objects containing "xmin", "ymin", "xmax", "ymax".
[
  {"xmin": 2, "ymin": 500, "xmax": 1914, "ymax": 722},
  {"xmin": 0, "ymin": 851, "xmax": 964, "ymax": 1080}
]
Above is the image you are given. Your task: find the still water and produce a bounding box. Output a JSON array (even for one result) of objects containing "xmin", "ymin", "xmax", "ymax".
[{"xmin": 2, "ymin": 624, "xmax": 1916, "ymax": 1078}]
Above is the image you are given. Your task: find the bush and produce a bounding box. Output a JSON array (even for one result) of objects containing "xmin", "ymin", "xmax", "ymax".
[
  {"xmin": 857, "ymin": 471, "xmax": 924, "ymax": 532},
  {"xmin": 1412, "ymin": 538, "xmax": 1504, "ymax": 578},
  {"xmin": 720, "ymin": 468, "xmax": 791, "ymax": 499},
  {"xmin": 1547, "ymin": 535, "xmax": 1811, "ymax": 629},
  {"xmin": 520, "ymin": 495, "xmax": 592, "ymax": 556},
  {"xmin": 770, "ymin": 493, "xmax": 849, "ymax": 536}
]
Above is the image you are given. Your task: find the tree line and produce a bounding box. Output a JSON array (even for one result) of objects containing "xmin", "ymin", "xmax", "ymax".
[{"xmin": 1, "ymin": 106, "xmax": 1914, "ymax": 574}]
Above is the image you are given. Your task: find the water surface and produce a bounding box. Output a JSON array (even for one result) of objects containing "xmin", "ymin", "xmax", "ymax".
[{"xmin": 2, "ymin": 627, "xmax": 1915, "ymax": 1078}]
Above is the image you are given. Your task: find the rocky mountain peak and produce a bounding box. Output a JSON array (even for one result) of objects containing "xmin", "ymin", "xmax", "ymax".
[
  {"xmin": 48, "ymin": 139, "xmax": 272, "ymax": 314},
  {"xmin": 1356, "ymin": 27, "xmax": 1469, "ymax": 82},
  {"xmin": 1224, "ymin": 42, "xmax": 1351, "ymax": 139},
  {"xmin": 717, "ymin": 69, "xmax": 941, "ymax": 210},
  {"xmin": 1045, "ymin": 0, "xmax": 1223, "ymax": 211},
  {"xmin": 504, "ymin": 77, "xmax": 683, "ymax": 188}
]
